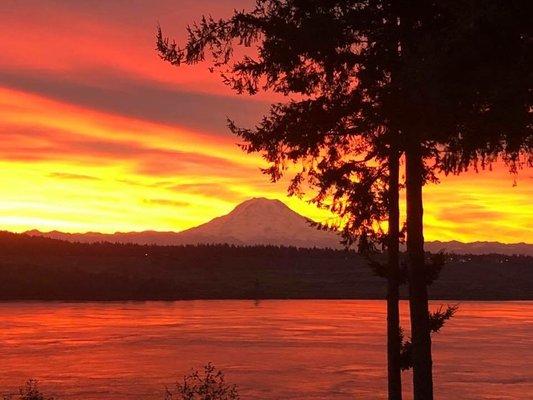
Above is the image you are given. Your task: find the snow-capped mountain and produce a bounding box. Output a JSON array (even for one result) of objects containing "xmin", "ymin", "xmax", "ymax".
[
  {"xmin": 26, "ymin": 198, "xmax": 341, "ymax": 248},
  {"xmin": 174, "ymin": 197, "xmax": 341, "ymax": 247},
  {"xmin": 24, "ymin": 197, "xmax": 532, "ymax": 255}
]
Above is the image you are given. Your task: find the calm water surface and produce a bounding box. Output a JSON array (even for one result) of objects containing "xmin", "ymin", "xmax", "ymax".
[{"xmin": 0, "ymin": 301, "xmax": 531, "ymax": 399}]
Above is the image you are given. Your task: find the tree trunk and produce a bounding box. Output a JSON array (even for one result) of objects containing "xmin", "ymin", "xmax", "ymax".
[
  {"xmin": 405, "ymin": 139, "xmax": 433, "ymax": 400},
  {"xmin": 387, "ymin": 148, "xmax": 402, "ymax": 400}
]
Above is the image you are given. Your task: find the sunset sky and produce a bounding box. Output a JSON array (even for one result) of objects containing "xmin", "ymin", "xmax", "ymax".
[{"xmin": 0, "ymin": 0, "xmax": 531, "ymax": 243}]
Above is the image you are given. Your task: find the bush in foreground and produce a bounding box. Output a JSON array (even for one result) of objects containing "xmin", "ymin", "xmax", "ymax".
[
  {"xmin": 165, "ymin": 363, "xmax": 239, "ymax": 400},
  {"xmin": 6, "ymin": 364, "xmax": 239, "ymax": 400},
  {"xmin": 3, "ymin": 380, "xmax": 54, "ymax": 400}
]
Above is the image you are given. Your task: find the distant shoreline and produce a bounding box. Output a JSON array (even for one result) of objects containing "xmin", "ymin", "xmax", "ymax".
[
  {"xmin": 1, "ymin": 298, "xmax": 533, "ymax": 303},
  {"xmin": 1, "ymin": 232, "xmax": 532, "ymax": 302}
]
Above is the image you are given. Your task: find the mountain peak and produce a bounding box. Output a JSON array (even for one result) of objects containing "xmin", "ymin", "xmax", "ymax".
[
  {"xmin": 177, "ymin": 197, "xmax": 338, "ymax": 248},
  {"xmin": 247, "ymin": 197, "xmax": 280, "ymax": 203},
  {"xmin": 235, "ymin": 197, "xmax": 287, "ymax": 208},
  {"xmin": 230, "ymin": 197, "xmax": 292, "ymax": 217}
]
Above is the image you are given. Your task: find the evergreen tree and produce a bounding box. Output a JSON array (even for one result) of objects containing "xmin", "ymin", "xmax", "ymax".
[
  {"xmin": 393, "ymin": 2, "xmax": 531, "ymax": 396},
  {"xmin": 157, "ymin": 1, "xmax": 532, "ymax": 399},
  {"xmin": 158, "ymin": 3, "xmax": 408, "ymax": 396}
]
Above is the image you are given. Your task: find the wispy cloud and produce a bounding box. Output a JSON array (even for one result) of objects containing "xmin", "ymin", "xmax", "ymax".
[
  {"xmin": 143, "ymin": 198, "xmax": 189, "ymax": 208},
  {"xmin": 49, "ymin": 172, "xmax": 100, "ymax": 181}
]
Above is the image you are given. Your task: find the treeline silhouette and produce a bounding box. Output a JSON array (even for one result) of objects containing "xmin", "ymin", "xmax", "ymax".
[{"xmin": 0, "ymin": 232, "xmax": 530, "ymax": 301}]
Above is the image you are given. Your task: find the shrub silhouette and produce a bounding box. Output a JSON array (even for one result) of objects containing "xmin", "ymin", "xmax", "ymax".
[
  {"xmin": 7, "ymin": 368, "xmax": 238, "ymax": 400},
  {"xmin": 165, "ymin": 363, "xmax": 239, "ymax": 400},
  {"xmin": 3, "ymin": 380, "xmax": 54, "ymax": 400}
]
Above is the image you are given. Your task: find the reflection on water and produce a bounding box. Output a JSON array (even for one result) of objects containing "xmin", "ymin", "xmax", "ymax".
[{"xmin": 0, "ymin": 301, "xmax": 531, "ymax": 399}]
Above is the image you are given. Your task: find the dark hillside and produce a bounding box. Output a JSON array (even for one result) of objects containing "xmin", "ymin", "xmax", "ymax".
[{"xmin": 0, "ymin": 232, "xmax": 531, "ymax": 300}]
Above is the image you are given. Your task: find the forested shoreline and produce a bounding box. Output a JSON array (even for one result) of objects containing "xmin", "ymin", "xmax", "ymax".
[{"xmin": 0, "ymin": 232, "xmax": 531, "ymax": 301}]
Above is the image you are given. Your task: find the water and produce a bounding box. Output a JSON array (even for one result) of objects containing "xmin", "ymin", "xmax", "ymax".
[{"xmin": 0, "ymin": 301, "xmax": 531, "ymax": 399}]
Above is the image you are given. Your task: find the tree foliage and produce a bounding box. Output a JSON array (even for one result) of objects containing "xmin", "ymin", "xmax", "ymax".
[
  {"xmin": 165, "ymin": 364, "xmax": 239, "ymax": 400},
  {"xmin": 399, "ymin": 304, "xmax": 458, "ymax": 371},
  {"xmin": 158, "ymin": 0, "xmax": 532, "ymax": 245},
  {"xmin": 3, "ymin": 380, "xmax": 54, "ymax": 400},
  {"xmin": 157, "ymin": 0, "xmax": 396, "ymax": 248}
]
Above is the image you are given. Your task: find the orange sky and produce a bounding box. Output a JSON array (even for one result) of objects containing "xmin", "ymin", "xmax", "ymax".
[{"xmin": 0, "ymin": 0, "xmax": 531, "ymax": 243}]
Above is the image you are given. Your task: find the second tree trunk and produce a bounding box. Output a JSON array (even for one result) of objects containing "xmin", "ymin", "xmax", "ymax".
[
  {"xmin": 405, "ymin": 139, "xmax": 433, "ymax": 400},
  {"xmin": 387, "ymin": 148, "xmax": 402, "ymax": 400}
]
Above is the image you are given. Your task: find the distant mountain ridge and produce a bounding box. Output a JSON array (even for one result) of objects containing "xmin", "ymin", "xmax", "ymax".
[
  {"xmin": 423, "ymin": 240, "xmax": 532, "ymax": 256},
  {"xmin": 24, "ymin": 197, "xmax": 533, "ymax": 256}
]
